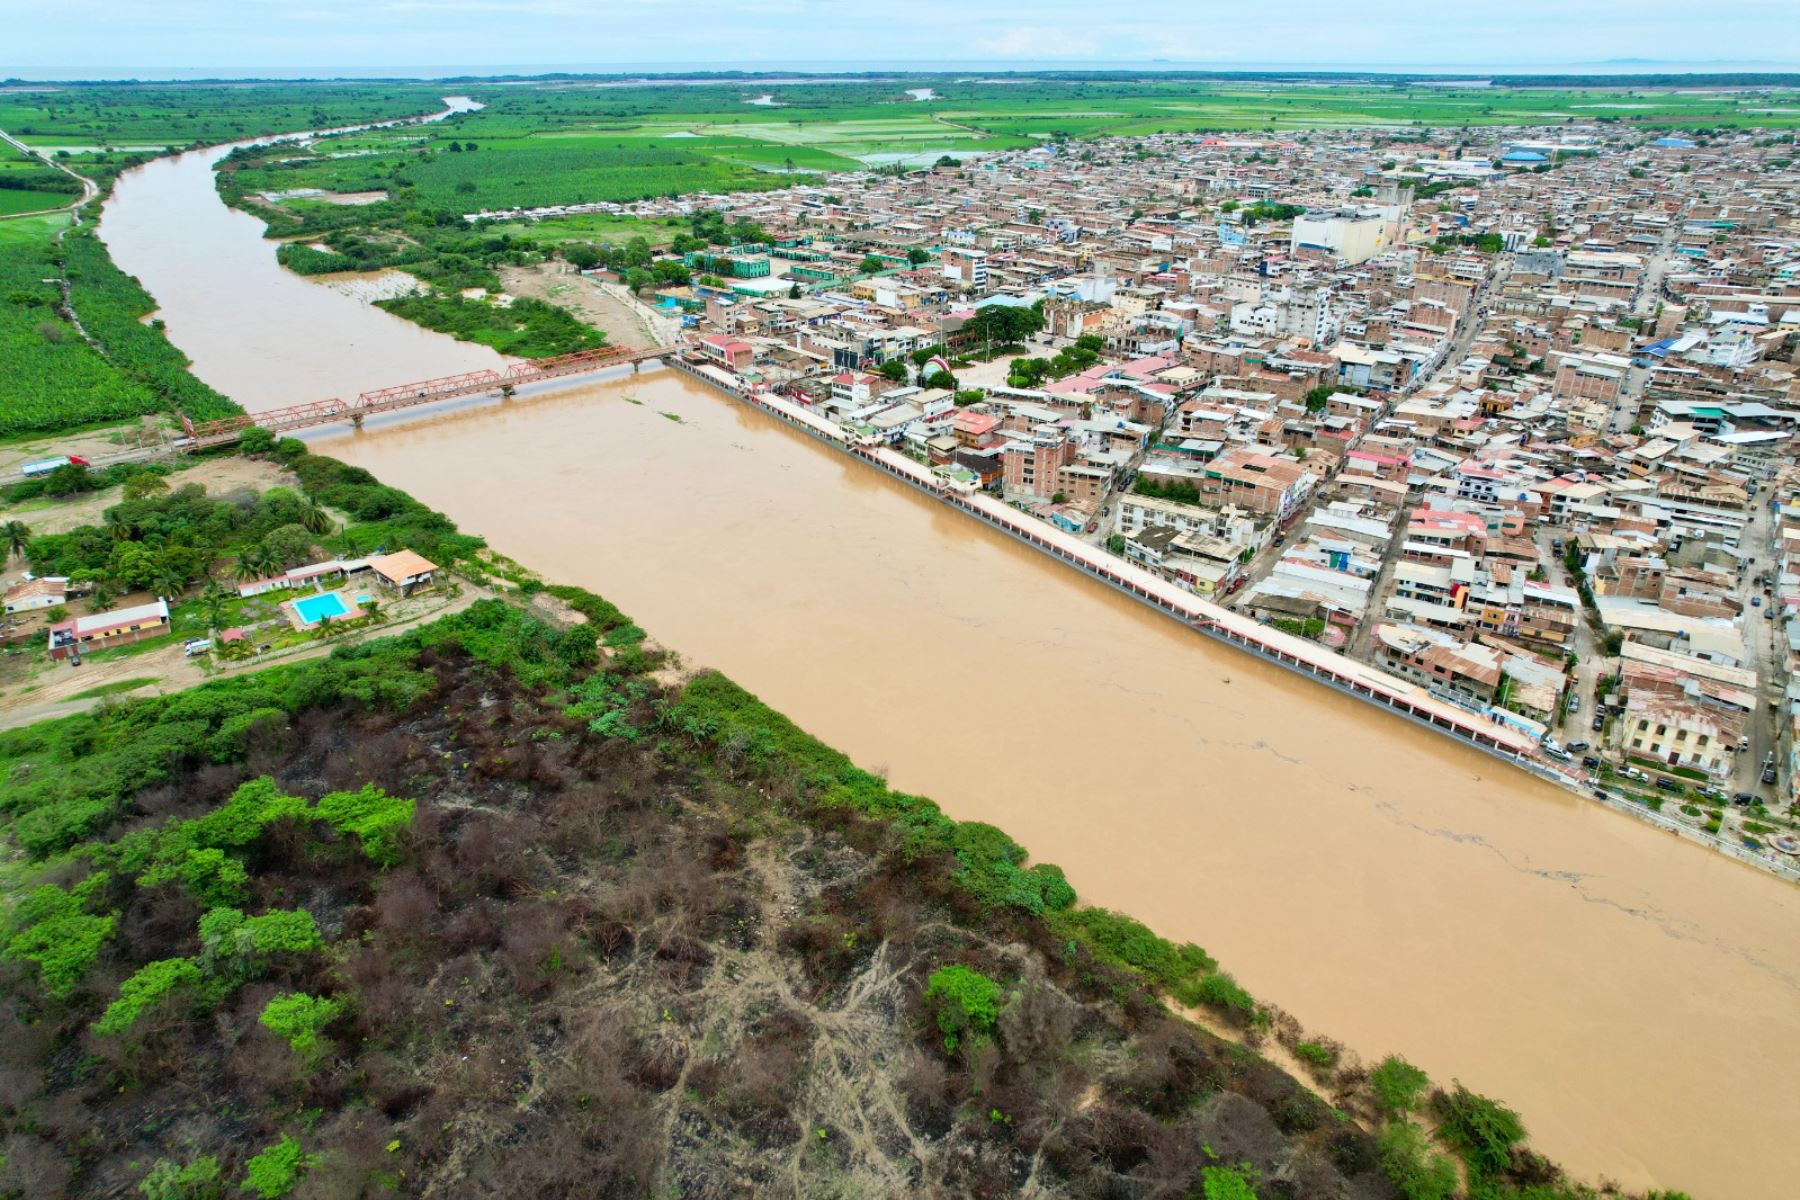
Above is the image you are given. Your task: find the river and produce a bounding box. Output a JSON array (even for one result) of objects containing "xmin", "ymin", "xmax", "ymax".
[{"xmin": 97, "ymin": 114, "xmax": 1800, "ymax": 1199}]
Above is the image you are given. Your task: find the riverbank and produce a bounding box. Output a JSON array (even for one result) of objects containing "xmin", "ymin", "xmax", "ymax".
[
  {"xmin": 669, "ymin": 355, "xmax": 1800, "ymax": 887},
  {"xmin": 88, "ymin": 103, "xmax": 1800, "ymax": 1197}
]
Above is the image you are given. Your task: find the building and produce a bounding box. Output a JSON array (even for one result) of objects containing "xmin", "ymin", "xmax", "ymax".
[
  {"xmin": 368, "ymin": 550, "xmax": 439, "ymax": 597},
  {"xmin": 3, "ymin": 576, "xmax": 68, "ymax": 615},
  {"xmin": 47, "ymin": 599, "xmax": 170, "ymax": 660},
  {"xmin": 698, "ymin": 335, "xmax": 756, "ymax": 372}
]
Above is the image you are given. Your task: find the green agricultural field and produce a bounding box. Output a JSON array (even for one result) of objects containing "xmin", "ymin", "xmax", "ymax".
[
  {"xmin": 0, "ymin": 212, "xmax": 239, "ymax": 438},
  {"xmin": 488, "ymin": 212, "xmax": 688, "ymax": 246},
  {"xmin": 0, "ymin": 83, "xmax": 450, "ymax": 148},
  {"xmin": 0, "ymin": 189, "xmax": 66, "ymax": 217}
]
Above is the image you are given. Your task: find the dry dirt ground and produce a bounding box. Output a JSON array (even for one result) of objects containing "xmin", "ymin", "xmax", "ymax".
[
  {"xmin": 0, "ymin": 456, "xmax": 296, "ymax": 538},
  {"xmin": 499, "ymin": 264, "xmax": 665, "ymax": 349},
  {"xmin": 0, "ymin": 581, "xmax": 496, "ymax": 733}
]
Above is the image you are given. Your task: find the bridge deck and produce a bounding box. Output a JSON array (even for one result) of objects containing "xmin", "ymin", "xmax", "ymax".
[{"xmin": 176, "ymin": 343, "xmax": 677, "ymax": 449}]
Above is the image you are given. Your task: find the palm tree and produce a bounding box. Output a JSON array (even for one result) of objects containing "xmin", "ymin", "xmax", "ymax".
[
  {"xmin": 151, "ymin": 564, "xmax": 187, "ymax": 604},
  {"xmin": 298, "ymin": 502, "xmax": 334, "ymax": 536},
  {"xmin": 0, "ymin": 521, "xmax": 29, "ymax": 563},
  {"xmin": 202, "ymin": 583, "xmax": 231, "ymax": 634},
  {"xmin": 235, "ymin": 546, "xmax": 272, "ymax": 583}
]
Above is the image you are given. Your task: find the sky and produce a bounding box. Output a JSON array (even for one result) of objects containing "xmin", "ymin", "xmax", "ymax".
[{"xmin": 5, "ymin": 0, "xmax": 1798, "ymax": 76}]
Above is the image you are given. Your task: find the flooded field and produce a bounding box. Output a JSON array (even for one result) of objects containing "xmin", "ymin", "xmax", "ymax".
[{"xmin": 96, "ymin": 133, "xmax": 1800, "ymax": 1199}]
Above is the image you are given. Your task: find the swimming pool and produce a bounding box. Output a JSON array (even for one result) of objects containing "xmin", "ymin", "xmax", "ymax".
[{"xmin": 292, "ymin": 591, "xmax": 352, "ymax": 625}]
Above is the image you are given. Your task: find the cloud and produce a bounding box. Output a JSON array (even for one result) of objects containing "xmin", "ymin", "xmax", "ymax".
[{"xmin": 977, "ymin": 26, "xmax": 1092, "ymax": 59}]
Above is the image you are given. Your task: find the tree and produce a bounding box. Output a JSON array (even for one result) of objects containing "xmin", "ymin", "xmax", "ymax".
[
  {"xmin": 122, "ymin": 473, "xmax": 169, "ymax": 502},
  {"xmin": 922, "ymin": 370, "xmax": 957, "ymax": 391},
  {"xmin": 563, "ymin": 242, "xmax": 600, "ymax": 270},
  {"xmin": 296, "ymin": 501, "xmax": 334, "ymax": 536},
  {"xmin": 238, "ymin": 427, "xmax": 275, "ymax": 455},
  {"xmin": 906, "ymin": 246, "xmax": 930, "ymax": 266},
  {"xmin": 859, "ymin": 254, "xmax": 885, "ymax": 274},
  {"xmin": 260, "ymin": 524, "xmax": 316, "ymax": 570},
  {"xmin": 202, "ymin": 583, "xmax": 231, "ymax": 634},
  {"xmin": 235, "ymin": 546, "xmax": 273, "ymax": 583},
  {"xmin": 876, "ymin": 359, "xmax": 909, "ymax": 383},
  {"xmin": 1, "ymin": 520, "xmax": 30, "ymax": 561}
]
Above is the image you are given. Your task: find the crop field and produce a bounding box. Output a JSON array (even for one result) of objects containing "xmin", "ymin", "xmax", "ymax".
[
  {"xmin": 0, "ymin": 83, "xmax": 449, "ymax": 149},
  {"xmin": 486, "ymin": 212, "xmax": 688, "ymax": 246}
]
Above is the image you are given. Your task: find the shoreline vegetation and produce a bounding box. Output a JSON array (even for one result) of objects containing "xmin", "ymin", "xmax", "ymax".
[
  {"xmin": 0, "ymin": 440, "xmax": 1694, "ymax": 1200},
  {"xmin": 0, "ymin": 74, "xmax": 1772, "ymax": 1195}
]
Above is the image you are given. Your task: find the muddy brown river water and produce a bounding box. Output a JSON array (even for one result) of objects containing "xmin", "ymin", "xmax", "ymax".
[{"xmin": 97, "ymin": 124, "xmax": 1800, "ymax": 1199}]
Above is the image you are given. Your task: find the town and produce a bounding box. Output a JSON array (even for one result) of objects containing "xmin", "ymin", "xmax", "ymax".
[{"xmin": 486, "ymin": 122, "xmax": 1800, "ymax": 863}]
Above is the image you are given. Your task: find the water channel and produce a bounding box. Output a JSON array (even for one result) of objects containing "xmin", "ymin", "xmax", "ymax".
[{"xmin": 97, "ymin": 114, "xmax": 1800, "ymax": 1199}]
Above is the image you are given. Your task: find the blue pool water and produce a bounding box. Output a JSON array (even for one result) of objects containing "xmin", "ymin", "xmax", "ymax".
[{"xmin": 293, "ymin": 591, "xmax": 351, "ymax": 624}]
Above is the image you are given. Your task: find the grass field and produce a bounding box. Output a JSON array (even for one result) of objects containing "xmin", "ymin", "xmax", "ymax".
[
  {"xmin": 209, "ymin": 74, "xmax": 1800, "ymax": 227},
  {"xmin": 0, "ymin": 86, "xmax": 518, "ymax": 439},
  {"xmin": 0, "ymin": 83, "xmax": 448, "ymax": 149},
  {"xmin": 487, "ymin": 212, "xmax": 688, "ymax": 246}
]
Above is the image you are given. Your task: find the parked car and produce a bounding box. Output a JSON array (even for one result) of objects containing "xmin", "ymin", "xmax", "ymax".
[
  {"xmin": 1698, "ymin": 787, "xmax": 1727, "ymax": 803},
  {"xmin": 1591, "ymin": 714, "xmax": 1605, "ymax": 732},
  {"xmin": 182, "ymin": 639, "xmax": 212, "ymax": 657},
  {"xmin": 1762, "ymin": 765, "xmax": 1778, "ymax": 785},
  {"xmin": 1733, "ymin": 793, "xmax": 1756, "ymax": 807},
  {"xmin": 1655, "ymin": 777, "xmax": 1683, "ymax": 793},
  {"xmin": 1765, "ymin": 609, "xmax": 1775, "ymax": 621},
  {"xmin": 1582, "ymin": 755, "xmax": 1601, "ymax": 769},
  {"xmin": 1566, "ymin": 740, "xmax": 1590, "ymax": 753},
  {"xmin": 1621, "ymin": 766, "xmax": 1649, "ymax": 783},
  {"xmin": 1568, "ymin": 695, "xmax": 1581, "ymax": 714},
  {"xmin": 1752, "ymin": 596, "xmax": 1762, "ymax": 607},
  {"xmin": 1739, "ymin": 736, "xmax": 1751, "ymax": 751}
]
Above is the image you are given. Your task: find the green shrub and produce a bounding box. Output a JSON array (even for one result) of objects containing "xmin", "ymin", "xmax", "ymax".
[
  {"xmin": 1193, "ymin": 970, "xmax": 1258, "ymax": 1022},
  {"xmin": 1294, "ymin": 1041, "xmax": 1335, "ymax": 1069},
  {"xmin": 1, "ymin": 876, "xmax": 116, "ymax": 997},
  {"xmin": 1199, "ymin": 1164, "xmax": 1259, "ymax": 1200},
  {"xmin": 259, "ymin": 991, "xmax": 345, "ymax": 1057},
  {"xmin": 199, "ymin": 906, "xmax": 322, "ymax": 975},
  {"xmin": 175, "ymin": 848, "xmax": 250, "ymax": 907},
  {"xmin": 924, "ymin": 963, "xmax": 1003, "ymax": 1054},
  {"xmin": 240, "ymin": 1136, "xmax": 316, "ymax": 1199},
  {"xmin": 1048, "ymin": 906, "xmax": 1214, "ymax": 999},
  {"xmin": 315, "ymin": 783, "xmax": 414, "ymax": 865},
  {"xmin": 139, "ymin": 1155, "xmax": 223, "ymax": 1200},
  {"xmin": 93, "ymin": 956, "xmax": 204, "ymax": 1037},
  {"xmin": 1432, "ymin": 1082, "xmax": 1527, "ymax": 1178},
  {"xmin": 1377, "ymin": 1121, "xmax": 1459, "ymax": 1200},
  {"xmin": 1370, "ymin": 1054, "xmax": 1431, "ymax": 1115}
]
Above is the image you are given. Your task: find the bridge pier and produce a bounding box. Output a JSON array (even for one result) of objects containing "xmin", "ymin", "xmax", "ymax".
[
  {"xmin": 352, "ymin": 413, "xmax": 364, "ymax": 430},
  {"xmin": 631, "ymin": 360, "xmax": 640, "ymax": 374},
  {"xmin": 501, "ymin": 383, "xmax": 516, "ymax": 401}
]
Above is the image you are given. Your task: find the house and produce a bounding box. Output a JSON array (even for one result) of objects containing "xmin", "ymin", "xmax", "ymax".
[
  {"xmin": 47, "ymin": 599, "xmax": 170, "ymax": 660},
  {"xmin": 367, "ymin": 550, "xmax": 439, "ymax": 596},
  {"xmin": 4, "ymin": 576, "xmax": 68, "ymax": 615},
  {"xmin": 698, "ymin": 334, "xmax": 755, "ymax": 372},
  {"xmin": 236, "ymin": 559, "xmax": 354, "ymax": 599}
]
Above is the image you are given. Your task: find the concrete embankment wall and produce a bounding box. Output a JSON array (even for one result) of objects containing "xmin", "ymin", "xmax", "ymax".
[{"xmin": 665, "ymin": 355, "xmax": 1800, "ymax": 883}]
